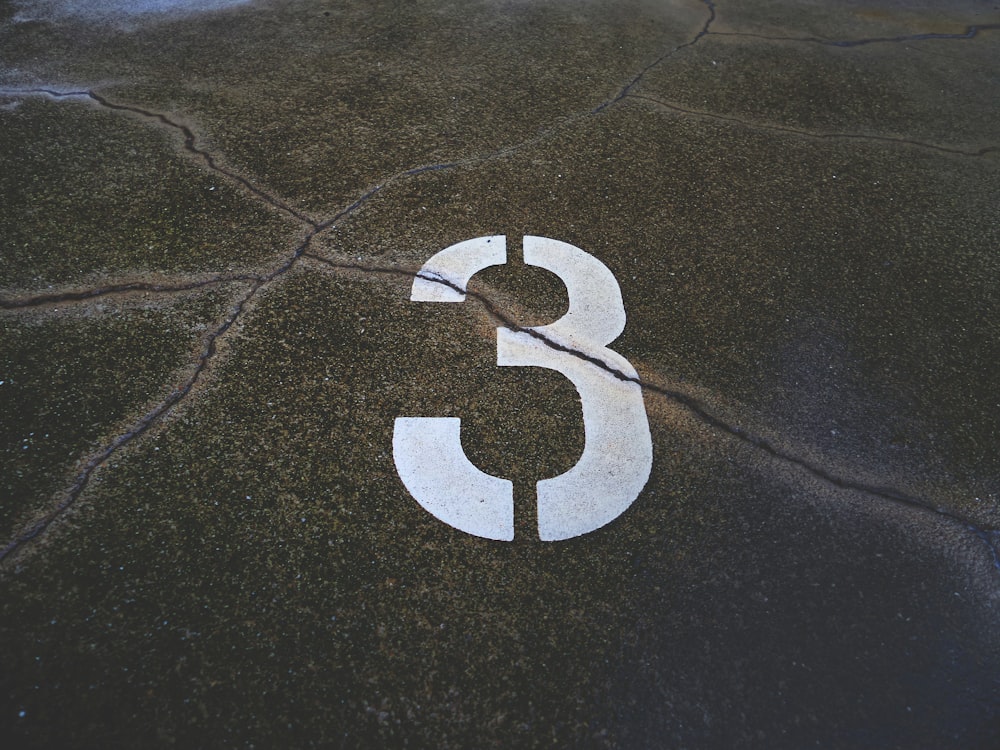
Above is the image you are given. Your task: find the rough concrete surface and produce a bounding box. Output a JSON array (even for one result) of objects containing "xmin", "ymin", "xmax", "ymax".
[{"xmin": 1, "ymin": 0, "xmax": 999, "ymax": 747}]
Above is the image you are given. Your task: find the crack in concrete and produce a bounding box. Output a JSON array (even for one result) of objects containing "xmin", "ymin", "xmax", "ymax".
[
  {"xmin": 0, "ymin": 280, "xmax": 260, "ymax": 561},
  {"xmin": 0, "ymin": 233, "xmax": 315, "ymax": 563},
  {"xmin": 626, "ymin": 93, "xmax": 1000, "ymax": 158},
  {"xmin": 0, "ymin": 0, "xmax": 714, "ymax": 314},
  {"xmin": 302, "ymin": 250, "xmax": 1000, "ymax": 573},
  {"xmin": 0, "ymin": 82, "xmax": 465, "ymax": 561},
  {"xmin": 593, "ymin": 0, "xmax": 717, "ymax": 113},
  {"xmin": 0, "ymin": 87, "xmax": 318, "ymax": 227},
  {"xmin": 708, "ymin": 23, "xmax": 1000, "ymax": 48},
  {"xmin": 0, "ymin": 273, "xmax": 263, "ymax": 309},
  {"xmin": 2, "ymin": 3, "xmax": 997, "ymax": 573}
]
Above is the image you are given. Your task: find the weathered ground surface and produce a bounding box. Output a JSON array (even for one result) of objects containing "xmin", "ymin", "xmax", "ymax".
[{"xmin": 2, "ymin": 0, "xmax": 999, "ymax": 747}]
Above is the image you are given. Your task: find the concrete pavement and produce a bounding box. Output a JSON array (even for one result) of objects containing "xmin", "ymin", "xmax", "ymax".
[{"xmin": 2, "ymin": 0, "xmax": 999, "ymax": 746}]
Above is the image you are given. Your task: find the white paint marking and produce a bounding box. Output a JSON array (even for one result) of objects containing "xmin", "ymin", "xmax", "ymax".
[
  {"xmin": 410, "ymin": 235, "xmax": 506, "ymax": 302},
  {"xmin": 393, "ymin": 235, "xmax": 652, "ymax": 541},
  {"xmin": 393, "ymin": 417, "xmax": 514, "ymax": 541},
  {"xmin": 501, "ymin": 236, "xmax": 652, "ymax": 540}
]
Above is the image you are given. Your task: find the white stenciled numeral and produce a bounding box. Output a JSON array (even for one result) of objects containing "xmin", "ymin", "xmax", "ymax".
[
  {"xmin": 394, "ymin": 235, "xmax": 514, "ymax": 540},
  {"xmin": 393, "ymin": 235, "xmax": 652, "ymax": 541}
]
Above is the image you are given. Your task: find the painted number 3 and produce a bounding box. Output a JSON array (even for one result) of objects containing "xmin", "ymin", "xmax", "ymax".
[{"xmin": 393, "ymin": 236, "xmax": 652, "ymax": 541}]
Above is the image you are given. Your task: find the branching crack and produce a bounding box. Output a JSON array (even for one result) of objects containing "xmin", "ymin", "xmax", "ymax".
[
  {"xmin": 0, "ymin": 232, "xmax": 316, "ymax": 563},
  {"xmin": 303, "ymin": 250, "xmax": 1000, "ymax": 572},
  {"xmin": 1, "ymin": 1, "xmax": 997, "ymax": 575},
  {"xmin": 0, "ymin": 87, "xmax": 318, "ymax": 227},
  {"xmin": 594, "ymin": 0, "xmax": 717, "ymax": 113},
  {"xmin": 0, "ymin": 74, "xmax": 500, "ymax": 561},
  {"xmin": 0, "ymin": 280, "xmax": 258, "ymax": 560}
]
